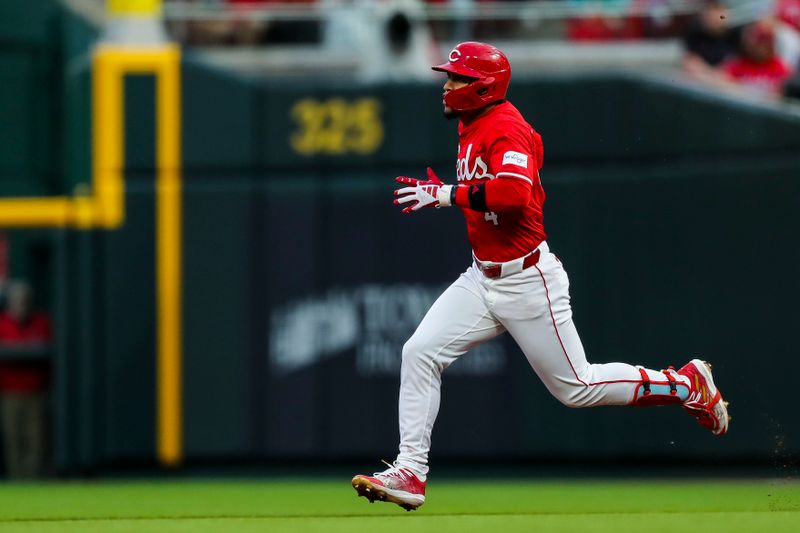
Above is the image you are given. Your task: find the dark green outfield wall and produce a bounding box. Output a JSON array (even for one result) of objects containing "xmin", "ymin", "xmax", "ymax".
[
  {"xmin": 4, "ymin": 6, "xmax": 800, "ymax": 471},
  {"xmin": 50, "ymin": 55, "xmax": 800, "ymax": 471}
]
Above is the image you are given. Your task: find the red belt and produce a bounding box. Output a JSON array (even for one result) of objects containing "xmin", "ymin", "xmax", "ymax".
[{"xmin": 478, "ymin": 249, "xmax": 541, "ymax": 279}]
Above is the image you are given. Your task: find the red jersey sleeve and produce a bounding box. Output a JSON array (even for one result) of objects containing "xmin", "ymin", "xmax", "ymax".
[
  {"xmin": 481, "ymin": 126, "xmax": 541, "ymax": 212},
  {"xmin": 483, "ymin": 178, "xmax": 532, "ymax": 212},
  {"xmin": 488, "ymin": 127, "xmax": 542, "ymax": 187}
]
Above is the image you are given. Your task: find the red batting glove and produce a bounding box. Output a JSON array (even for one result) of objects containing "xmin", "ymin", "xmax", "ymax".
[{"xmin": 393, "ymin": 168, "xmax": 451, "ymax": 214}]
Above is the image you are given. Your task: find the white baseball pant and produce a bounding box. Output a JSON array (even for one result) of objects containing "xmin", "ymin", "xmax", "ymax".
[{"xmin": 396, "ymin": 241, "xmax": 689, "ymax": 477}]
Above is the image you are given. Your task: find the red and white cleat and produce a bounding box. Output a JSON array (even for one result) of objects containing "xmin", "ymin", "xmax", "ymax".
[
  {"xmin": 352, "ymin": 461, "xmax": 426, "ymax": 511},
  {"xmin": 677, "ymin": 359, "xmax": 730, "ymax": 436}
]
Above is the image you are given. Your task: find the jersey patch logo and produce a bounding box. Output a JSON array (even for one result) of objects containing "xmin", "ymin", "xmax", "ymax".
[{"xmin": 502, "ymin": 151, "xmax": 528, "ymax": 168}]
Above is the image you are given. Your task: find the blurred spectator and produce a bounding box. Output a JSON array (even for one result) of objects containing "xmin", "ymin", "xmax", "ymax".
[
  {"xmin": 682, "ymin": 0, "xmax": 738, "ymax": 85},
  {"xmin": 777, "ymin": 0, "xmax": 800, "ymax": 30},
  {"xmin": 722, "ymin": 19, "xmax": 794, "ymax": 97},
  {"xmin": 0, "ymin": 281, "xmax": 52, "ymax": 479},
  {"xmin": 779, "ymin": 0, "xmax": 800, "ymax": 98},
  {"xmin": 224, "ymin": 0, "xmax": 271, "ymax": 45},
  {"xmin": 642, "ymin": 0, "xmax": 682, "ymax": 39},
  {"xmin": 167, "ymin": 0, "xmax": 318, "ymax": 46},
  {"xmin": 166, "ymin": 0, "xmax": 244, "ymax": 46},
  {"xmin": 567, "ymin": 0, "xmax": 645, "ymax": 41},
  {"xmin": 775, "ymin": 0, "xmax": 800, "ymax": 71},
  {"xmin": 241, "ymin": 0, "xmax": 321, "ymax": 44},
  {"xmin": 323, "ymin": 0, "xmax": 438, "ymax": 82}
]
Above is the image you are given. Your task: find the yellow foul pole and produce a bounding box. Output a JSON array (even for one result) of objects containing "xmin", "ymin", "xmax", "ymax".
[{"xmin": 105, "ymin": 0, "xmax": 184, "ymax": 467}]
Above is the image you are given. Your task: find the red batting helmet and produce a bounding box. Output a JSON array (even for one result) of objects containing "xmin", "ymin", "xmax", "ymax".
[{"xmin": 432, "ymin": 42, "xmax": 511, "ymax": 112}]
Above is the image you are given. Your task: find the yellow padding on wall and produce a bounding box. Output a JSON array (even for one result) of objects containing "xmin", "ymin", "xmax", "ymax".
[{"xmin": 107, "ymin": 0, "xmax": 162, "ymax": 16}]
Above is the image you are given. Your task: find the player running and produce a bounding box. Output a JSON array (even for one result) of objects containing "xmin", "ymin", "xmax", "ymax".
[{"xmin": 352, "ymin": 41, "xmax": 729, "ymax": 511}]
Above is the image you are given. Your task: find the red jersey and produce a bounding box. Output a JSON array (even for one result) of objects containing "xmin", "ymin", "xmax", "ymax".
[
  {"xmin": 0, "ymin": 311, "xmax": 52, "ymax": 392},
  {"xmin": 722, "ymin": 56, "xmax": 793, "ymax": 94},
  {"xmin": 455, "ymin": 101, "xmax": 546, "ymax": 262}
]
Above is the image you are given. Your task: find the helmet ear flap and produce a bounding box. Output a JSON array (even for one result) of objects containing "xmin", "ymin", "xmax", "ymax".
[
  {"xmin": 444, "ymin": 77, "xmax": 500, "ymax": 112},
  {"xmin": 475, "ymin": 77, "xmax": 495, "ymax": 97}
]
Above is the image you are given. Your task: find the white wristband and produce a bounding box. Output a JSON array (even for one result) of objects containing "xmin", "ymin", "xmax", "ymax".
[{"xmin": 437, "ymin": 184, "xmax": 453, "ymax": 207}]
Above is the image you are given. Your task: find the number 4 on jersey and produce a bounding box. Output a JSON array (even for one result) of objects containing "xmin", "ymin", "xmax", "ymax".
[{"xmin": 484, "ymin": 212, "xmax": 499, "ymax": 226}]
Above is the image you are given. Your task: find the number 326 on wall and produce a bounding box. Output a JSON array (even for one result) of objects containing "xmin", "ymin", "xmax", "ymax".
[{"xmin": 290, "ymin": 98, "xmax": 384, "ymax": 156}]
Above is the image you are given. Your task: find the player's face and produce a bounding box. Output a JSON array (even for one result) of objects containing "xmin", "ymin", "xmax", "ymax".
[{"xmin": 442, "ymin": 72, "xmax": 476, "ymax": 119}]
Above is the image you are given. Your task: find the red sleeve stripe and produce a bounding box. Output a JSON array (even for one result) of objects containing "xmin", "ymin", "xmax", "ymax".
[{"xmin": 496, "ymin": 171, "xmax": 533, "ymax": 185}]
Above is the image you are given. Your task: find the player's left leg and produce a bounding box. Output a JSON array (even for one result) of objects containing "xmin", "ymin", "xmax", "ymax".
[{"xmin": 493, "ymin": 246, "xmax": 729, "ymax": 435}]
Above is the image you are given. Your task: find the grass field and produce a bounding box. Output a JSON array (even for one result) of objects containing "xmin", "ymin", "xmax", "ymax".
[{"xmin": 0, "ymin": 479, "xmax": 797, "ymax": 532}]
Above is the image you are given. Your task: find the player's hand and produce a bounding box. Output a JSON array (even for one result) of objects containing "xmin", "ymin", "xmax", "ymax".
[{"xmin": 393, "ymin": 168, "xmax": 453, "ymax": 214}]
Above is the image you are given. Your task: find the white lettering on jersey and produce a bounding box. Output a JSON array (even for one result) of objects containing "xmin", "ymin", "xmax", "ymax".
[
  {"xmin": 456, "ymin": 144, "xmax": 493, "ymax": 182},
  {"xmin": 502, "ymin": 151, "xmax": 528, "ymax": 168}
]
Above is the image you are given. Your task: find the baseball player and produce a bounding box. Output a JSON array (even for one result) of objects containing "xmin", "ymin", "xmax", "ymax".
[{"xmin": 352, "ymin": 41, "xmax": 730, "ymax": 511}]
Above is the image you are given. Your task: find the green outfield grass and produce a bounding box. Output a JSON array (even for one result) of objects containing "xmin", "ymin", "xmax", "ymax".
[{"xmin": 0, "ymin": 479, "xmax": 797, "ymax": 532}]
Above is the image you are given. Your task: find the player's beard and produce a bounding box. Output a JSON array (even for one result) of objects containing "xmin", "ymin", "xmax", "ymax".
[{"xmin": 443, "ymin": 108, "xmax": 459, "ymax": 120}]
